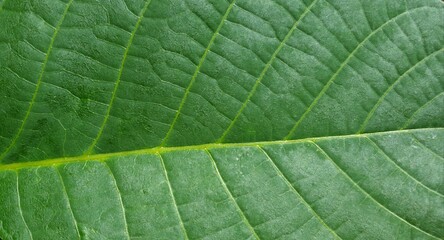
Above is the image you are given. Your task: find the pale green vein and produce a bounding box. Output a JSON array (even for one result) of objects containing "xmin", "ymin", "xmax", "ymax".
[
  {"xmin": 358, "ymin": 48, "xmax": 443, "ymax": 133},
  {"xmin": 285, "ymin": 6, "xmax": 433, "ymax": 140},
  {"xmin": 217, "ymin": 0, "xmax": 319, "ymax": 143},
  {"xmin": 103, "ymin": 162, "xmax": 130, "ymax": 240},
  {"xmin": 410, "ymin": 136, "xmax": 444, "ymax": 161},
  {"xmin": 257, "ymin": 146, "xmax": 341, "ymax": 240},
  {"xmin": 205, "ymin": 149, "xmax": 260, "ymax": 240},
  {"xmin": 160, "ymin": 0, "xmax": 237, "ymax": 146},
  {"xmin": 158, "ymin": 153, "xmax": 189, "ymax": 240},
  {"xmin": 0, "ymin": 0, "xmax": 5, "ymax": 13},
  {"xmin": 0, "ymin": 0, "xmax": 74, "ymax": 161},
  {"xmin": 310, "ymin": 141, "xmax": 440, "ymax": 240},
  {"xmin": 402, "ymin": 92, "xmax": 444, "ymax": 129},
  {"xmin": 54, "ymin": 167, "xmax": 81, "ymax": 240},
  {"xmin": 16, "ymin": 172, "xmax": 33, "ymax": 240},
  {"xmin": 0, "ymin": 128, "xmax": 441, "ymax": 171},
  {"xmin": 86, "ymin": 0, "xmax": 152, "ymax": 154},
  {"xmin": 365, "ymin": 136, "xmax": 444, "ymax": 197}
]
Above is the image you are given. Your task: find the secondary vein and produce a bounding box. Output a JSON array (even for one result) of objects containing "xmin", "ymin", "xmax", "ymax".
[
  {"xmin": 257, "ymin": 146, "xmax": 342, "ymax": 239},
  {"xmin": 86, "ymin": 0, "xmax": 153, "ymax": 154},
  {"xmin": 158, "ymin": 153, "xmax": 190, "ymax": 239},
  {"xmin": 206, "ymin": 149, "xmax": 260, "ymax": 239},
  {"xmin": 284, "ymin": 6, "xmax": 432, "ymax": 140},
  {"xmin": 358, "ymin": 48, "xmax": 443, "ymax": 133},
  {"xmin": 311, "ymin": 141, "xmax": 441, "ymax": 239},
  {"xmin": 0, "ymin": 0, "xmax": 74, "ymax": 161},
  {"xmin": 160, "ymin": 0, "xmax": 237, "ymax": 146},
  {"xmin": 217, "ymin": 0, "xmax": 319, "ymax": 143}
]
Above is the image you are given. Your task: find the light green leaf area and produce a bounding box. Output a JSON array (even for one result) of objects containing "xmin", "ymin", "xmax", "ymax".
[{"xmin": 0, "ymin": 0, "xmax": 443, "ymax": 239}]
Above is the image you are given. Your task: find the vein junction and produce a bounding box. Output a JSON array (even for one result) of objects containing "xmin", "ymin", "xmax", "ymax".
[{"xmin": 0, "ymin": 128, "xmax": 439, "ymax": 170}]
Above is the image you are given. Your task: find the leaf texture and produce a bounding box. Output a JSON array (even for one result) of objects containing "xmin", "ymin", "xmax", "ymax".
[
  {"xmin": 0, "ymin": 129, "xmax": 443, "ymax": 239},
  {"xmin": 0, "ymin": 0, "xmax": 443, "ymax": 239}
]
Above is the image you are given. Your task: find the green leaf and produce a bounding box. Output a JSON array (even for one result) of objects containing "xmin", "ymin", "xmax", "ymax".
[{"xmin": 0, "ymin": 0, "xmax": 443, "ymax": 239}]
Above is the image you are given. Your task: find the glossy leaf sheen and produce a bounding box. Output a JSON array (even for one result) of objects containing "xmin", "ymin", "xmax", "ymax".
[{"xmin": 0, "ymin": 0, "xmax": 443, "ymax": 239}]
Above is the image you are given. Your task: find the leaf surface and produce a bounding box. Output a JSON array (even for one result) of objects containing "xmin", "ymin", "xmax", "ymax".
[{"xmin": 0, "ymin": 0, "xmax": 443, "ymax": 239}]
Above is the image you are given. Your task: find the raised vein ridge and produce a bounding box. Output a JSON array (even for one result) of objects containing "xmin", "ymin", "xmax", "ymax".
[
  {"xmin": 284, "ymin": 6, "xmax": 434, "ymax": 140},
  {"xmin": 217, "ymin": 0, "xmax": 319, "ymax": 143},
  {"xmin": 312, "ymin": 142, "xmax": 441, "ymax": 239},
  {"xmin": 358, "ymin": 48, "xmax": 443, "ymax": 133},
  {"xmin": 0, "ymin": 128, "xmax": 441, "ymax": 171},
  {"xmin": 160, "ymin": 0, "xmax": 237, "ymax": 146},
  {"xmin": 0, "ymin": 0, "xmax": 74, "ymax": 161},
  {"xmin": 86, "ymin": 0, "xmax": 153, "ymax": 154}
]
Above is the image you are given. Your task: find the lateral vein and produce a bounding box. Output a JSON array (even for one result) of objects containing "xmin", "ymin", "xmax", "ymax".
[
  {"xmin": 311, "ymin": 141, "xmax": 441, "ymax": 239},
  {"xmin": 158, "ymin": 153, "xmax": 189, "ymax": 239},
  {"xmin": 358, "ymin": 48, "xmax": 443, "ymax": 133},
  {"xmin": 0, "ymin": 0, "xmax": 75, "ymax": 161},
  {"xmin": 257, "ymin": 146, "xmax": 341, "ymax": 239},
  {"xmin": 284, "ymin": 6, "xmax": 433, "ymax": 140},
  {"xmin": 205, "ymin": 149, "xmax": 260, "ymax": 239},
  {"xmin": 86, "ymin": 0, "xmax": 153, "ymax": 153},
  {"xmin": 217, "ymin": 0, "xmax": 319, "ymax": 143},
  {"xmin": 160, "ymin": 0, "xmax": 237, "ymax": 146},
  {"xmin": 16, "ymin": 172, "xmax": 33, "ymax": 240},
  {"xmin": 364, "ymin": 137, "xmax": 444, "ymax": 197}
]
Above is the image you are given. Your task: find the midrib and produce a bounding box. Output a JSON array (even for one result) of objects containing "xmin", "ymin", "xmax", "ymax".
[{"xmin": 0, "ymin": 128, "xmax": 440, "ymax": 170}]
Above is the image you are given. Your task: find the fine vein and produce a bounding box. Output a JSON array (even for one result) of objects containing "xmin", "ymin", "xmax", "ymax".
[
  {"xmin": 86, "ymin": 0, "xmax": 152, "ymax": 153},
  {"xmin": 160, "ymin": 0, "xmax": 237, "ymax": 146},
  {"xmin": 0, "ymin": 0, "xmax": 74, "ymax": 161}
]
